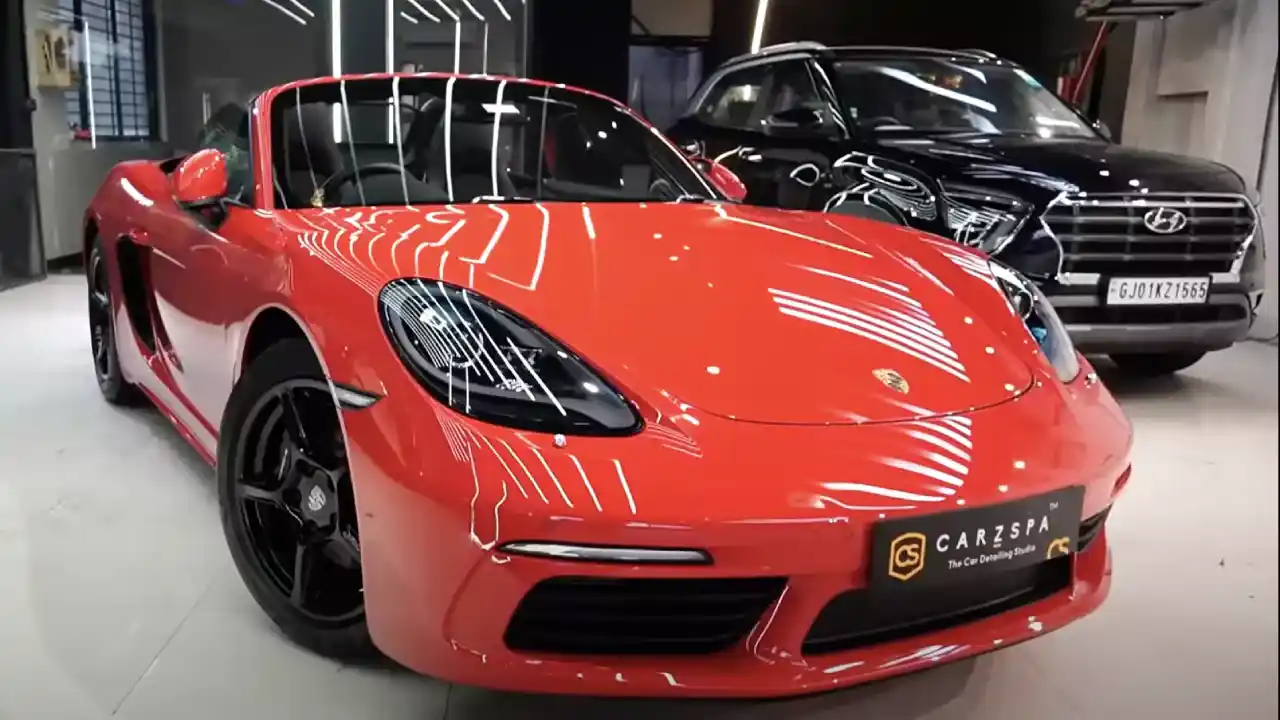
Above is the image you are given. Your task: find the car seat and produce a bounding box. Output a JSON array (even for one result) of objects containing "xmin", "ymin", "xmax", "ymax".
[
  {"xmin": 276, "ymin": 104, "xmax": 345, "ymax": 207},
  {"xmin": 426, "ymin": 120, "xmax": 519, "ymax": 201}
]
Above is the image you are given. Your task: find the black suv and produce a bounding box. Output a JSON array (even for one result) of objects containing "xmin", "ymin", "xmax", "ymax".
[{"xmin": 670, "ymin": 43, "xmax": 1266, "ymax": 376}]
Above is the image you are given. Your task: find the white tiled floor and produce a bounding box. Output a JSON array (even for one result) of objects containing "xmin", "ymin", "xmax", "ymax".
[{"xmin": 2, "ymin": 276, "xmax": 1277, "ymax": 720}]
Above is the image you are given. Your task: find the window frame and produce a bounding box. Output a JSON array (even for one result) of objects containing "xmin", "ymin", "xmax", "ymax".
[
  {"xmin": 60, "ymin": 0, "xmax": 160, "ymax": 142},
  {"xmin": 752, "ymin": 58, "xmax": 827, "ymax": 126},
  {"xmin": 693, "ymin": 63, "xmax": 770, "ymax": 131}
]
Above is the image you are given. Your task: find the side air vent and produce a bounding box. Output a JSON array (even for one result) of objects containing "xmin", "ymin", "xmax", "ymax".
[{"xmin": 115, "ymin": 240, "xmax": 156, "ymax": 353}]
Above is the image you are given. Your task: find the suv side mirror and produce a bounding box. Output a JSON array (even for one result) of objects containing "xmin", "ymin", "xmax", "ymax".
[
  {"xmin": 173, "ymin": 148, "xmax": 229, "ymax": 208},
  {"xmin": 763, "ymin": 106, "xmax": 829, "ymax": 137},
  {"xmin": 1092, "ymin": 119, "xmax": 1113, "ymax": 141}
]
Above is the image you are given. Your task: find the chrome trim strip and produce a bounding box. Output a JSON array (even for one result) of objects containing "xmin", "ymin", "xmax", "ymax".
[
  {"xmin": 1058, "ymin": 199, "xmax": 1248, "ymax": 209},
  {"xmin": 1058, "ymin": 272, "xmax": 1102, "ymax": 286},
  {"xmin": 686, "ymin": 53, "xmax": 818, "ymax": 115},
  {"xmin": 1051, "ymin": 293, "xmax": 1250, "ymax": 308},
  {"xmin": 498, "ymin": 542, "xmax": 712, "ymax": 565},
  {"xmin": 331, "ymin": 382, "xmax": 382, "ymax": 409}
]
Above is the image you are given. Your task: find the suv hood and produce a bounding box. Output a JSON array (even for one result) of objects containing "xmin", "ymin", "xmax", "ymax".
[
  {"xmin": 878, "ymin": 135, "xmax": 1246, "ymax": 195},
  {"xmin": 297, "ymin": 203, "xmax": 1034, "ymax": 426}
]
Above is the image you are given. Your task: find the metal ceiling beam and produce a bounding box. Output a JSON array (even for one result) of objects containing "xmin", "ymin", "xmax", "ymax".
[{"xmin": 1076, "ymin": 0, "xmax": 1209, "ymax": 22}]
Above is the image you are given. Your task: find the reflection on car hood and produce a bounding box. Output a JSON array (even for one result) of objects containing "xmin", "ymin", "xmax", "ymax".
[
  {"xmin": 877, "ymin": 135, "xmax": 1244, "ymax": 195},
  {"xmin": 284, "ymin": 202, "xmax": 1037, "ymax": 426}
]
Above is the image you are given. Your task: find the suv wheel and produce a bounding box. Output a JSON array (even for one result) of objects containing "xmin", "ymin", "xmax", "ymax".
[{"xmin": 1110, "ymin": 351, "xmax": 1207, "ymax": 378}]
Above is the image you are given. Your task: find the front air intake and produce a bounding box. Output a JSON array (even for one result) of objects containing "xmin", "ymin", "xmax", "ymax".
[
  {"xmin": 802, "ymin": 557, "xmax": 1071, "ymax": 655},
  {"xmin": 504, "ymin": 576, "xmax": 787, "ymax": 655}
]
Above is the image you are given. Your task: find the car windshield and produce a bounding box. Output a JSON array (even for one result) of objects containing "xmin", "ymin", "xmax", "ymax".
[
  {"xmin": 269, "ymin": 76, "xmax": 717, "ymax": 209},
  {"xmin": 831, "ymin": 58, "xmax": 1097, "ymax": 139}
]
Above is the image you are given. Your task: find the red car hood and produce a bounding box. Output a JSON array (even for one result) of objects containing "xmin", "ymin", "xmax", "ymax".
[{"xmin": 287, "ymin": 202, "xmax": 1033, "ymax": 425}]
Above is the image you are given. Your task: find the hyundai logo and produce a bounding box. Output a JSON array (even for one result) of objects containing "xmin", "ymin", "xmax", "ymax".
[{"xmin": 1142, "ymin": 207, "xmax": 1189, "ymax": 235}]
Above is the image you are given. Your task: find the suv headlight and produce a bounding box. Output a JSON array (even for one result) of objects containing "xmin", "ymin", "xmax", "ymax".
[
  {"xmin": 989, "ymin": 261, "xmax": 1081, "ymax": 383},
  {"xmin": 378, "ymin": 279, "xmax": 642, "ymax": 435},
  {"xmin": 942, "ymin": 182, "xmax": 1032, "ymax": 255}
]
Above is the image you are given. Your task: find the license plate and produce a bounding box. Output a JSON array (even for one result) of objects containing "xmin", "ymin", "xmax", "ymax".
[
  {"xmin": 1106, "ymin": 277, "xmax": 1210, "ymax": 305},
  {"xmin": 869, "ymin": 487, "xmax": 1085, "ymax": 588}
]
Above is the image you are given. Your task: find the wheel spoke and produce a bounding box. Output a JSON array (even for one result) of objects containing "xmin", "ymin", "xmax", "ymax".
[
  {"xmin": 279, "ymin": 389, "xmax": 311, "ymax": 451},
  {"xmin": 91, "ymin": 290, "xmax": 110, "ymax": 312},
  {"xmin": 289, "ymin": 541, "xmax": 317, "ymax": 608},
  {"xmin": 275, "ymin": 441, "xmax": 295, "ymax": 481},
  {"xmin": 238, "ymin": 482, "xmax": 283, "ymax": 507},
  {"xmin": 332, "ymin": 529, "xmax": 361, "ymax": 567}
]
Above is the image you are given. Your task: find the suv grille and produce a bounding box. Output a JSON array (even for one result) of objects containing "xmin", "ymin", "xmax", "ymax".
[
  {"xmin": 504, "ymin": 576, "xmax": 787, "ymax": 655},
  {"xmin": 1044, "ymin": 193, "xmax": 1254, "ymax": 276}
]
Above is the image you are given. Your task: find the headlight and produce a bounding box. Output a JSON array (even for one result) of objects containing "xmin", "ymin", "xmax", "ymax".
[
  {"xmin": 989, "ymin": 261, "xmax": 1081, "ymax": 383},
  {"xmin": 378, "ymin": 279, "xmax": 642, "ymax": 435},
  {"xmin": 941, "ymin": 182, "xmax": 1031, "ymax": 254}
]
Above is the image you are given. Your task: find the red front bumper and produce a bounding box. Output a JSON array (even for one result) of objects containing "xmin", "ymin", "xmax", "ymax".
[
  {"xmin": 383, "ymin": 529, "xmax": 1108, "ymax": 698},
  {"xmin": 338, "ymin": 357, "xmax": 1129, "ymax": 698}
]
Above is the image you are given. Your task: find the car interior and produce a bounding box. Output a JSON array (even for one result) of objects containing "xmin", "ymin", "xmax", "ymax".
[{"xmin": 260, "ymin": 80, "xmax": 708, "ymax": 209}]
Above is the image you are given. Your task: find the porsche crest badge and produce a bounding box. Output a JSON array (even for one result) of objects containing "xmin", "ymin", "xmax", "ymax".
[{"xmin": 873, "ymin": 368, "xmax": 909, "ymax": 394}]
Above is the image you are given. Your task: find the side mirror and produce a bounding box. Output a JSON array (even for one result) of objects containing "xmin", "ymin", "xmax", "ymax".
[
  {"xmin": 763, "ymin": 106, "xmax": 828, "ymax": 137},
  {"xmin": 691, "ymin": 157, "xmax": 747, "ymax": 203},
  {"xmin": 173, "ymin": 148, "xmax": 229, "ymax": 208},
  {"xmin": 1093, "ymin": 119, "xmax": 1113, "ymax": 141},
  {"xmin": 678, "ymin": 139, "xmax": 705, "ymax": 158}
]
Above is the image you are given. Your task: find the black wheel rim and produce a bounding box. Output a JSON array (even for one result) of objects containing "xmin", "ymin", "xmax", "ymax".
[
  {"xmin": 234, "ymin": 380, "xmax": 364, "ymax": 623},
  {"xmin": 88, "ymin": 251, "xmax": 113, "ymax": 381}
]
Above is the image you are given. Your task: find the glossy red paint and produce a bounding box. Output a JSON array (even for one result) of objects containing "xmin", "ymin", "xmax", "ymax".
[
  {"xmin": 84, "ymin": 72, "xmax": 1132, "ymax": 699},
  {"xmin": 699, "ymin": 158, "xmax": 749, "ymax": 202},
  {"xmin": 172, "ymin": 148, "xmax": 229, "ymax": 206}
]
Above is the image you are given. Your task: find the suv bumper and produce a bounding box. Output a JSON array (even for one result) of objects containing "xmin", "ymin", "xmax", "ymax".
[{"xmin": 1047, "ymin": 288, "xmax": 1256, "ymax": 355}]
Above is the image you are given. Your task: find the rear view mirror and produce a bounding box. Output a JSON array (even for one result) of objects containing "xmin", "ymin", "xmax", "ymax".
[
  {"xmin": 763, "ymin": 106, "xmax": 829, "ymax": 137},
  {"xmin": 173, "ymin": 148, "xmax": 229, "ymax": 208}
]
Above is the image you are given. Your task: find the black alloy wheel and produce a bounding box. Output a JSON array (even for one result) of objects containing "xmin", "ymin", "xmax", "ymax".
[
  {"xmin": 87, "ymin": 239, "xmax": 143, "ymax": 405},
  {"xmin": 218, "ymin": 340, "xmax": 378, "ymax": 660}
]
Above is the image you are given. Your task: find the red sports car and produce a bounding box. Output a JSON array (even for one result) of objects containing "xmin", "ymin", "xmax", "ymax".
[{"xmin": 84, "ymin": 73, "xmax": 1131, "ymax": 698}]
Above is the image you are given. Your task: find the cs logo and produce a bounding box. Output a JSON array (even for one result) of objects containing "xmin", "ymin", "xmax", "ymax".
[
  {"xmin": 1045, "ymin": 536, "xmax": 1072, "ymax": 559},
  {"xmin": 889, "ymin": 532, "xmax": 927, "ymax": 581}
]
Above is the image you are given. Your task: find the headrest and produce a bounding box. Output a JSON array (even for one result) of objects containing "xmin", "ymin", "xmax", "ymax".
[
  {"xmin": 279, "ymin": 103, "xmax": 343, "ymax": 177},
  {"xmin": 429, "ymin": 121, "xmax": 507, "ymax": 170}
]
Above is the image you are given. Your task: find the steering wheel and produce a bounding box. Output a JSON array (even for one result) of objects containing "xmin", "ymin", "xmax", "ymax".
[
  {"xmin": 314, "ymin": 163, "xmax": 412, "ymax": 205},
  {"xmin": 648, "ymin": 177, "xmax": 677, "ymax": 200}
]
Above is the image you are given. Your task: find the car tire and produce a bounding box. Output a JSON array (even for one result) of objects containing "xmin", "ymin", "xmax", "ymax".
[
  {"xmin": 1110, "ymin": 351, "xmax": 1207, "ymax": 377},
  {"xmin": 217, "ymin": 338, "xmax": 379, "ymax": 663},
  {"xmin": 87, "ymin": 239, "xmax": 145, "ymax": 406}
]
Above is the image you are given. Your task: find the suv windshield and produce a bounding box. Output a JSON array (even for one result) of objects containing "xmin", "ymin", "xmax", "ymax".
[
  {"xmin": 831, "ymin": 58, "xmax": 1097, "ymax": 139},
  {"xmin": 270, "ymin": 76, "xmax": 716, "ymax": 209}
]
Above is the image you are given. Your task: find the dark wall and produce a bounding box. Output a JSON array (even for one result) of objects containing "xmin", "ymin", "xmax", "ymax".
[
  {"xmin": 1, "ymin": 0, "xmax": 33, "ymax": 149},
  {"xmin": 161, "ymin": 0, "xmax": 326, "ymax": 150},
  {"xmin": 530, "ymin": 0, "xmax": 631, "ymax": 101},
  {"xmin": 709, "ymin": 0, "xmax": 1095, "ymax": 83}
]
